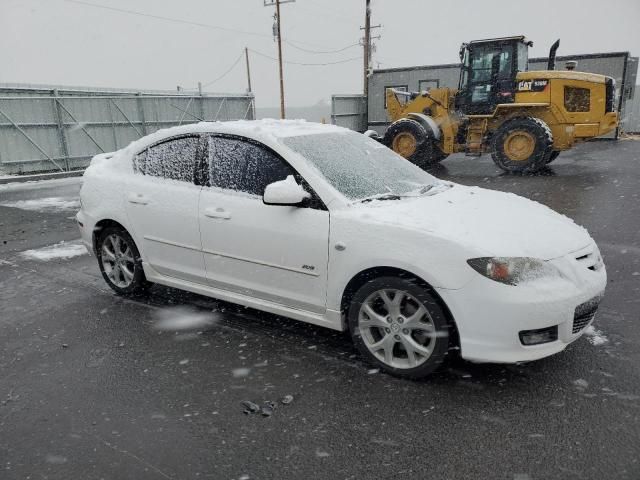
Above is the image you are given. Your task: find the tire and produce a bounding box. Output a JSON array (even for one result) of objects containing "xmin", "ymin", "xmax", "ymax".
[
  {"xmin": 546, "ymin": 150, "xmax": 561, "ymax": 164},
  {"xmin": 347, "ymin": 276, "xmax": 454, "ymax": 379},
  {"xmin": 96, "ymin": 225, "xmax": 149, "ymax": 296},
  {"xmin": 384, "ymin": 119, "xmax": 444, "ymax": 169},
  {"xmin": 490, "ymin": 117, "xmax": 553, "ymax": 173}
]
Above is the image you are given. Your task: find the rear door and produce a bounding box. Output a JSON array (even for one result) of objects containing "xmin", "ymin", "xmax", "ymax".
[
  {"xmin": 198, "ymin": 135, "xmax": 330, "ymax": 313},
  {"xmin": 125, "ymin": 135, "xmax": 207, "ymax": 284}
]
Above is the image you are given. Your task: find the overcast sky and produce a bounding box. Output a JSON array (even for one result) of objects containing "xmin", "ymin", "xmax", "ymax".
[{"xmin": 2, "ymin": 0, "xmax": 639, "ymax": 108}]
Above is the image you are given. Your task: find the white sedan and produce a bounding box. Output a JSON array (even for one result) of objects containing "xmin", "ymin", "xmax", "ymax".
[{"xmin": 77, "ymin": 120, "xmax": 606, "ymax": 378}]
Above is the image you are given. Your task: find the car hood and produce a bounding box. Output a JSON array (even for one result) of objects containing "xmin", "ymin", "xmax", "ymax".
[{"xmin": 348, "ymin": 183, "xmax": 592, "ymax": 260}]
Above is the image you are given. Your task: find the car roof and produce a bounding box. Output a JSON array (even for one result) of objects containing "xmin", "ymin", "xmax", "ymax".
[{"xmin": 123, "ymin": 119, "xmax": 346, "ymax": 155}]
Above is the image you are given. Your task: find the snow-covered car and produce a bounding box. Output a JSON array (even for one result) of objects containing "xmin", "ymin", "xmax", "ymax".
[{"xmin": 77, "ymin": 120, "xmax": 606, "ymax": 378}]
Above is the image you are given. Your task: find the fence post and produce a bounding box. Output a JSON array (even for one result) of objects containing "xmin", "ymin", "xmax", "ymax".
[
  {"xmin": 52, "ymin": 89, "xmax": 70, "ymax": 171},
  {"xmin": 198, "ymin": 82, "xmax": 205, "ymax": 122},
  {"xmin": 136, "ymin": 92, "xmax": 147, "ymax": 135}
]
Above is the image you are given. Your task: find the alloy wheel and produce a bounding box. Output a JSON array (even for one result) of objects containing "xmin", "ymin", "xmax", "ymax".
[
  {"xmin": 358, "ymin": 289, "xmax": 437, "ymax": 369},
  {"xmin": 101, "ymin": 233, "xmax": 136, "ymax": 288}
]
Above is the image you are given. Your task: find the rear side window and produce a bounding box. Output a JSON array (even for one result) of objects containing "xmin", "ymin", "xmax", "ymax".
[
  {"xmin": 564, "ymin": 86, "xmax": 590, "ymax": 112},
  {"xmin": 208, "ymin": 136, "xmax": 295, "ymax": 196},
  {"xmin": 134, "ymin": 136, "xmax": 199, "ymax": 182}
]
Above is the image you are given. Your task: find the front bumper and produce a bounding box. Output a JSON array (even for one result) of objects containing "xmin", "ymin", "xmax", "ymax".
[{"xmin": 438, "ymin": 244, "xmax": 607, "ymax": 363}]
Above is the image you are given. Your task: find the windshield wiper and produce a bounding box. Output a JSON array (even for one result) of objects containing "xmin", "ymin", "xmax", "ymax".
[{"xmin": 358, "ymin": 193, "xmax": 403, "ymax": 203}]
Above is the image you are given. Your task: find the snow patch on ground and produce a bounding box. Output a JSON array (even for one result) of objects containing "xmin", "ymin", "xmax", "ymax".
[
  {"xmin": 0, "ymin": 176, "xmax": 83, "ymax": 191},
  {"xmin": 19, "ymin": 240, "xmax": 87, "ymax": 261},
  {"xmin": 153, "ymin": 306, "xmax": 220, "ymax": 332},
  {"xmin": 0, "ymin": 196, "xmax": 80, "ymax": 212},
  {"xmin": 584, "ymin": 325, "xmax": 609, "ymax": 346}
]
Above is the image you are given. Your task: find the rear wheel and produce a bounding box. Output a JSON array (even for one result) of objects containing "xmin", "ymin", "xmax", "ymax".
[
  {"xmin": 546, "ymin": 150, "xmax": 561, "ymax": 164},
  {"xmin": 96, "ymin": 226, "xmax": 149, "ymax": 296},
  {"xmin": 348, "ymin": 276, "xmax": 453, "ymax": 378},
  {"xmin": 491, "ymin": 117, "xmax": 553, "ymax": 173},
  {"xmin": 385, "ymin": 119, "xmax": 445, "ymax": 169}
]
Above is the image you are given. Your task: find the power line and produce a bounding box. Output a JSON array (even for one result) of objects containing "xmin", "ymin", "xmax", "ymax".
[
  {"xmin": 201, "ymin": 51, "xmax": 245, "ymax": 88},
  {"xmin": 283, "ymin": 40, "xmax": 360, "ymax": 54},
  {"xmin": 63, "ymin": 0, "xmax": 272, "ymax": 39},
  {"xmin": 248, "ymin": 49, "xmax": 361, "ymax": 66},
  {"xmin": 62, "ymin": 0, "xmax": 345, "ymax": 50}
]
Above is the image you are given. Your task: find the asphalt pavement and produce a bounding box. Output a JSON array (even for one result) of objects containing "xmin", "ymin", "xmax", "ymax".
[{"xmin": 1, "ymin": 140, "xmax": 639, "ymax": 480}]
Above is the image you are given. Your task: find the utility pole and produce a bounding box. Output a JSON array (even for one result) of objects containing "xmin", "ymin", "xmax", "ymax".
[
  {"xmin": 264, "ymin": 0, "xmax": 294, "ymax": 119},
  {"xmin": 363, "ymin": 0, "xmax": 370, "ymax": 97},
  {"xmin": 244, "ymin": 47, "xmax": 252, "ymax": 93},
  {"xmin": 360, "ymin": 1, "xmax": 381, "ymax": 98},
  {"xmin": 275, "ymin": 0, "xmax": 285, "ymax": 119}
]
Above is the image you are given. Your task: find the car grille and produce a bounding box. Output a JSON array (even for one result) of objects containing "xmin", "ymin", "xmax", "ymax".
[{"xmin": 572, "ymin": 296, "xmax": 602, "ymax": 334}]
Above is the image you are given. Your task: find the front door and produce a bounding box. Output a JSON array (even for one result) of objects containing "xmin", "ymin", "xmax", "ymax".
[
  {"xmin": 125, "ymin": 134, "xmax": 207, "ymax": 284},
  {"xmin": 457, "ymin": 42, "xmax": 517, "ymax": 115},
  {"xmin": 198, "ymin": 135, "xmax": 330, "ymax": 313}
]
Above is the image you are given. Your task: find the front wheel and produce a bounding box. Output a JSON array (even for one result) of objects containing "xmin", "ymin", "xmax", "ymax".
[
  {"xmin": 96, "ymin": 226, "xmax": 149, "ymax": 296},
  {"xmin": 348, "ymin": 276, "xmax": 453, "ymax": 378}
]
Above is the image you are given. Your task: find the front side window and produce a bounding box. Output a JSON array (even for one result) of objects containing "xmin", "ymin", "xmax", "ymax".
[
  {"xmin": 564, "ymin": 86, "xmax": 591, "ymax": 112},
  {"xmin": 470, "ymin": 45, "xmax": 514, "ymax": 82},
  {"xmin": 134, "ymin": 136, "xmax": 199, "ymax": 182},
  {"xmin": 208, "ymin": 136, "xmax": 295, "ymax": 196}
]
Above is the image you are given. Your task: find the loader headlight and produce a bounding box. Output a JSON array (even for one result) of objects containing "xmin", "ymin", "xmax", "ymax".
[{"xmin": 466, "ymin": 257, "xmax": 559, "ymax": 286}]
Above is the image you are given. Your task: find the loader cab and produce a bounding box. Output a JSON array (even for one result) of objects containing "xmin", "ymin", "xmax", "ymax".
[{"xmin": 456, "ymin": 36, "xmax": 532, "ymax": 115}]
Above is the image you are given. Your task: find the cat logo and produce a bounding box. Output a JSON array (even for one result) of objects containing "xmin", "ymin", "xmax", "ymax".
[
  {"xmin": 518, "ymin": 80, "xmax": 533, "ymax": 91},
  {"xmin": 517, "ymin": 79, "xmax": 549, "ymax": 92}
]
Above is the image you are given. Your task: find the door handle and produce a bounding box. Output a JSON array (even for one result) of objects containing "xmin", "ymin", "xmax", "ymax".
[
  {"xmin": 128, "ymin": 193, "xmax": 149, "ymax": 205},
  {"xmin": 204, "ymin": 207, "xmax": 231, "ymax": 220}
]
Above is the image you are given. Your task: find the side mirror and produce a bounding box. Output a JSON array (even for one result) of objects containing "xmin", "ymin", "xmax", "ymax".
[{"xmin": 263, "ymin": 175, "xmax": 310, "ymax": 206}]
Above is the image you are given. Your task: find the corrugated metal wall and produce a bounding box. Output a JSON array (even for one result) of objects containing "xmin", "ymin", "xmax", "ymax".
[
  {"xmin": 0, "ymin": 84, "xmax": 255, "ymax": 174},
  {"xmin": 359, "ymin": 52, "xmax": 638, "ymax": 138},
  {"xmin": 625, "ymin": 89, "xmax": 640, "ymax": 133},
  {"xmin": 330, "ymin": 94, "xmax": 367, "ymax": 132}
]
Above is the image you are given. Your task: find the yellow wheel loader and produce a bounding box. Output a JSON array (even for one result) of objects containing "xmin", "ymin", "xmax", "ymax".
[{"xmin": 381, "ymin": 36, "xmax": 619, "ymax": 173}]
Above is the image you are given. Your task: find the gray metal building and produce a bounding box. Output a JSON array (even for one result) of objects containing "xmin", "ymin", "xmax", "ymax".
[
  {"xmin": 332, "ymin": 52, "xmax": 638, "ymax": 138},
  {"xmin": 0, "ymin": 84, "xmax": 255, "ymax": 175}
]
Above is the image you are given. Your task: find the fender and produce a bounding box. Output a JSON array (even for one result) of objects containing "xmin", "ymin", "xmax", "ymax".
[{"xmin": 406, "ymin": 113, "xmax": 441, "ymax": 140}]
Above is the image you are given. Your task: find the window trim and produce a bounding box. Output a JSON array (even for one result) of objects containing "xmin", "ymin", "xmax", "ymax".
[
  {"xmin": 133, "ymin": 133, "xmax": 205, "ymax": 185},
  {"xmin": 418, "ymin": 79, "xmax": 440, "ymax": 91},
  {"xmin": 384, "ymin": 85, "xmax": 408, "ymax": 108},
  {"xmin": 205, "ymin": 133, "xmax": 327, "ymax": 211}
]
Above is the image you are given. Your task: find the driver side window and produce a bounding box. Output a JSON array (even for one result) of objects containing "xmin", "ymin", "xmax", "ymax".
[{"xmin": 207, "ymin": 136, "xmax": 295, "ymax": 196}]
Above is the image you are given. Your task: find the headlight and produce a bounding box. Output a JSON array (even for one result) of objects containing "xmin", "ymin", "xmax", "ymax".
[{"xmin": 466, "ymin": 257, "xmax": 559, "ymax": 286}]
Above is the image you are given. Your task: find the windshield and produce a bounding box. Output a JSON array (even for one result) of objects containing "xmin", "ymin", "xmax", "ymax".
[{"xmin": 280, "ymin": 131, "xmax": 438, "ymax": 200}]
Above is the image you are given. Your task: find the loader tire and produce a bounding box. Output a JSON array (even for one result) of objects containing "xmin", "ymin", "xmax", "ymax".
[
  {"xmin": 385, "ymin": 119, "xmax": 445, "ymax": 169},
  {"xmin": 545, "ymin": 150, "xmax": 561, "ymax": 164},
  {"xmin": 491, "ymin": 117, "xmax": 553, "ymax": 173}
]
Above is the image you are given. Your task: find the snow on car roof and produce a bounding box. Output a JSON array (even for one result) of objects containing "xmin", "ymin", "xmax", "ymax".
[
  {"xmin": 87, "ymin": 119, "xmax": 347, "ymax": 173},
  {"xmin": 123, "ymin": 119, "xmax": 344, "ymax": 155}
]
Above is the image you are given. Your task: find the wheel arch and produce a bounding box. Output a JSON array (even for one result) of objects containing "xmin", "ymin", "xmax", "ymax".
[
  {"xmin": 92, "ymin": 218, "xmax": 130, "ymax": 254},
  {"xmin": 406, "ymin": 113, "xmax": 441, "ymax": 140},
  {"xmin": 339, "ymin": 266, "xmax": 460, "ymax": 350}
]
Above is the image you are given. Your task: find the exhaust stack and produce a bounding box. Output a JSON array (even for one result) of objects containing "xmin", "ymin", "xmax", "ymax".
[{"xmin": 548, "ymin": 39, "xmax": 560, "ymax": 70}]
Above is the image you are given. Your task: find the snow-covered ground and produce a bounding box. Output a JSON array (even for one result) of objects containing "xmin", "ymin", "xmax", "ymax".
[
  {"xmin": 584, "ymin": 325, "xmax": 609, "ymax": 346},
  {"xmin": 19, "ymin": 240, "xmax": 87, "ymax": 261},
  {"xmin": 0, "ymin": 176, "xmax": 82, "ymax": 192},
  {"xmin": 0, "ymin": 196, "xmax": 80, "ymax": 212}
]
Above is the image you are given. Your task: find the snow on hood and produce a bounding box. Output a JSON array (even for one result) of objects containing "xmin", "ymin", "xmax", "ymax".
[{"xmin": 347, "ymin": 184, "xmax": 592, "ymax": 260}]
